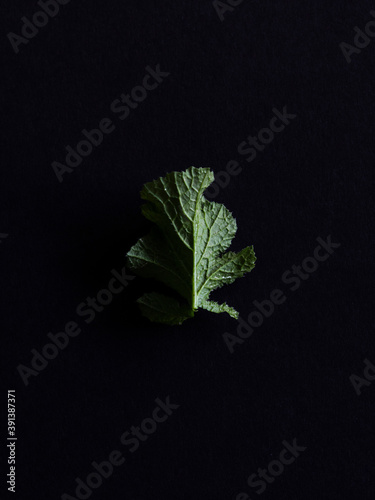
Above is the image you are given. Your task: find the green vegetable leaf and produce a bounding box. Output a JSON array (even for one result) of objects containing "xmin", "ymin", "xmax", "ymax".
[{"xmin": 126, "ymin": 167, "xmax": 256, "ymax": 325}]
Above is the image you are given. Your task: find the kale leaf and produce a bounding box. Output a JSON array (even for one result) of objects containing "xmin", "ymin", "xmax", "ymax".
[{"xmin": 127, "ymin": 167, "xmax": 256, "ymax": 325}]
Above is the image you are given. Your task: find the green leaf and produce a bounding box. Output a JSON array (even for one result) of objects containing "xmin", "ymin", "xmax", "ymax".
[{"xmin": 127, "ymin": 167, "xmax": 256, "ymax": 325}]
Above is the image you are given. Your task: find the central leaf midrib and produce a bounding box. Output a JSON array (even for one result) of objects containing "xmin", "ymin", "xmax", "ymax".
[{"xmin": 191, "ymin": 170, "xmax": 211, "ymax": 310}]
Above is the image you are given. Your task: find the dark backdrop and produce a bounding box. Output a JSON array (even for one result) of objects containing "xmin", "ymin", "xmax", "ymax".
[{"xmin": 1, "ymin": 1, "xmax": 375, "ymax": 499}]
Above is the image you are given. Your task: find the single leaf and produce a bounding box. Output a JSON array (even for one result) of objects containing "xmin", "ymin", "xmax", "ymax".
[{"xmin": 127, "ymin": 166, "xmax": 256, "ymax": 325}]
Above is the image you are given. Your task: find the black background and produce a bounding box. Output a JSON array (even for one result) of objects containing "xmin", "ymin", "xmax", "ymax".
[{"xmin": 2, "ymin": 0, "xmax": 375, "ymax": 499}]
